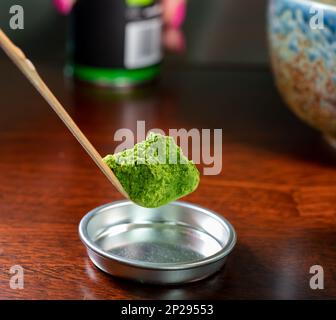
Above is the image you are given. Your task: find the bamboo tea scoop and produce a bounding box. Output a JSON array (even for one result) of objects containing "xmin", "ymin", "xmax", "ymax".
[{"xmin": 0, "ymin": 29, "xmax": 128, "ymax": 198}]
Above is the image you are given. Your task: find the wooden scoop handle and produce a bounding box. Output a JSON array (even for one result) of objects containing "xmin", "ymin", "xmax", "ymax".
[{"xmin": 0, "ymin": 29, "xmax": 128, "ymax": 198}]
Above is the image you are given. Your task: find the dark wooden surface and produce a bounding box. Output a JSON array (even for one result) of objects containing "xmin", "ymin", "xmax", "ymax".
[{"xmin": 0, "ymin": 58, "xmax": 336, "ymax": 300}]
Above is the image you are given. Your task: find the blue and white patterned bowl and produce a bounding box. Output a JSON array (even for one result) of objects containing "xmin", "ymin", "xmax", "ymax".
[{"xmin": 268, "ymin": 0, "xmax": 336, "ymax": 144}]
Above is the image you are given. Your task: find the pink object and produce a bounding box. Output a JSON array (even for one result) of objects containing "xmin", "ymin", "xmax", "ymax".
[
  {"xmin": 53, "ymin": 0, "xmax": 74, "ymax": 15},
  {"xmin": 171, "ymin": 1, "xmax": 186, "ymax": 29},
  {"xmin": 164, "ymin": 28, "xmax": 186, "ymax": 53}
]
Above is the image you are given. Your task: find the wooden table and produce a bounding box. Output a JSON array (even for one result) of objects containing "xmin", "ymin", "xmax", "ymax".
[{"xmin": 0, "ymin": 58, "xmax": 336, "ymax": 300}]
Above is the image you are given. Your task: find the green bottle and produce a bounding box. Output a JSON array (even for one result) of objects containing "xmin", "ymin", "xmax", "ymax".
[{"xmin": 68, "ymin": 0, "xmax": 162, "ymax": 87}]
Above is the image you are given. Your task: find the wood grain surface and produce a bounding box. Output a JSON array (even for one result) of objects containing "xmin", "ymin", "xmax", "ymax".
[{"xmin": 0, "ymin": 59, "xmax": 336, "ymax": 300}]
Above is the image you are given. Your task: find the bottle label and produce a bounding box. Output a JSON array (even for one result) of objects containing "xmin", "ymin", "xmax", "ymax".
[{"xmin": 124, "ymin": 18, "xmax": 162, "ymax": 69}]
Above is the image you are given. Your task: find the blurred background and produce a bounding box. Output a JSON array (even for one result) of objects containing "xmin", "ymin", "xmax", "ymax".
[{"xmin": 0, "ymin": 0, "xmax": 268, "ymax": 65}]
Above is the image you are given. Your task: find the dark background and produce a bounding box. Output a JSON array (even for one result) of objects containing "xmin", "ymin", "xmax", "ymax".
[{"xmin": 0, "ymin": 0, "xmax": 268, "ymax": 65}]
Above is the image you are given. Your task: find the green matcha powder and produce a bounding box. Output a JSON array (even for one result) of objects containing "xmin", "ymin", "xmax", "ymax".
[{"xmin": 103, "ymin": 133, "xmax": 200, "ymax": 208}]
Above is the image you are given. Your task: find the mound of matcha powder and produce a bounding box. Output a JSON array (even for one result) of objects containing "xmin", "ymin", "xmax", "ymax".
[{"xmin": 103, "ymin": 133, "xmax": 200, "ymax": 208}]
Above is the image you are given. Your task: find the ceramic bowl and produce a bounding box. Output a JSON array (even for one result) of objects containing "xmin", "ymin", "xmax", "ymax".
[{"xmin": 268, "ymin": 0, "xmax": 336, "ymax": 145}]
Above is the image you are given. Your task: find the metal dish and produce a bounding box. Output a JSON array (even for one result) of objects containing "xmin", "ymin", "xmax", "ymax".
[{"xmin": 79, "ymin": 200, "xmax": 237, "ymax": 285}]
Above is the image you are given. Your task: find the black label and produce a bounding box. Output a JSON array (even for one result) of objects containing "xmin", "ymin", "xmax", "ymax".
[{"xmin": 70, "ymin": 0, "xmax": 162, "ymax": 69}]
